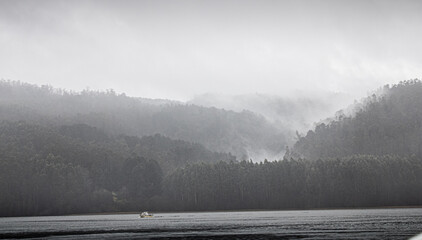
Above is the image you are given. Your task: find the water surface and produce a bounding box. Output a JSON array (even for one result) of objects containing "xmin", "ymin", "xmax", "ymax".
[{"xmin": 0, "ymin": 208, "xmax": 421, "ymax": 239}]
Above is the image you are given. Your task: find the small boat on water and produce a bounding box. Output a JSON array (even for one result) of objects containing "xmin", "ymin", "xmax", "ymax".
[{"xmin": 140, "ymin": 211, "xmax": 153, "ymax": 218}]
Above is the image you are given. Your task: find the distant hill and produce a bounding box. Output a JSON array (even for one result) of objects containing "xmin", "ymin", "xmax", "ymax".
[
  {"xmin": 290, "ymin": 80, "xmax": 422, "ymax": 160},
  {"xmin": 0, "ymin": 81, "xmax": 285, "ymax": 159}
]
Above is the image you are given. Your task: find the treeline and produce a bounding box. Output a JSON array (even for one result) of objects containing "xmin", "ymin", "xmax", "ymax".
[
  {"xmin": 0, "ymin": 121, "xmax": 234, "ymax": 216},
  {"xmin": 292, "ymin": 80, "xmax": 422, "ymax": 160},
  {"xmin": 164, "ymin": 156, "xmax": 422, "ymax": 211},
  {"xmin": 1, "ymin": 121, "xmax": 421, "ymax": 216},
  {"xmin": 0, "ymin": 80, "xmax": 285, "ymax": 158}
]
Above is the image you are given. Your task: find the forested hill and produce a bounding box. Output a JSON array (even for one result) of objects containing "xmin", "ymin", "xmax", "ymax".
[
  {"xmin": 291, "ymin": 80, "xmax": 422, "ymax": 160},
  {"xmin": 0, "ymin": 81, "xmax": 285, "ymax": 158},
  {"xmin": 0, "ymin": 121, "xmax": 234, "ymax": 216},
  {"xmin": 2, "ymin": 80, "xmax": 422, "ymax": 217},
  {"xmin": 3, "ymin": 120, "xmax": 421, "ymax": 216}
]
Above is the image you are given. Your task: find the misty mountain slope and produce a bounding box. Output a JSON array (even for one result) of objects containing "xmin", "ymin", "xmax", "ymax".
[
  {"xmin": 189, "ymin": 92, "xmax": 353, "ymax": 142},
  {"xmin": 0, "ymin": 81, "xmax": 285, "ymax": 158},
  {"xmin": 290, "ymin": 80, "xmax": 422, "ymax": 160}
]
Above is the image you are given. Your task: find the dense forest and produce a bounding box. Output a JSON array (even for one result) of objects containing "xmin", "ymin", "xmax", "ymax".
[
  {"xmin": 291, "ymin": 80, "xmax": 422, "ymax": 160},
  {"xmin": 2, "ymin": 121, "xmax": 421, "ymax": 216},
  {"xmin": 0, "ymin": 80, "xmax": 285, "ymax": 158},
  {"xmin": 164, "ymin": 156, "xmax": 422, "ymax": 211},
  {"xmin": 1, "ymin": 80, "xmax": 422, "ymax": 217},
  {"xmin": 0, "ymin": 121, "xmax": 234, "ymax": 216}
]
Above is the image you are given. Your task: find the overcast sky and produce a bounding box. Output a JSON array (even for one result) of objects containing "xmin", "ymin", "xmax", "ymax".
[{"xmin": 1, "ymin": 0, "xmax": 421, "ymax": 101}]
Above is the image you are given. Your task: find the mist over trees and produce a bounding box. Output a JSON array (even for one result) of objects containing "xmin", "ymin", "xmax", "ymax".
[
  {"xmin": 0, "ymin": 80, "xmax": 285, "ymax": 159},
  {"xmin": 189, "ymin": 91, "xmax": 352, "ymax": 143},
  {"xmin": 1, "ymin": 80, "xmax": 422, "ymax": 217},
  {"xmin": 167, "ymin": 80, "xmax": 422, "ymax": 211}
]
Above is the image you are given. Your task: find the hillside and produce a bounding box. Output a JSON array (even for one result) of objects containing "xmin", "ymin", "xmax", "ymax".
[
  {"xmin": 2, "ymin": 80, "xmax": 422, "ymax": 217},
  {"xmin": 0, "ymin": 121, "xmax": 234, "ymax": 216},
  {"xmin": 290, "ymin": 80, "xmax": 422, "ymax": 160},
  {"xmin": 0, "ymin": 81, "xmax": 285, "ymax": 159}
]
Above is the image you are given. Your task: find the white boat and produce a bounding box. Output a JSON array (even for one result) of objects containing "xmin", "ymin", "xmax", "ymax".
[{"xmin": 140, "ymin": 211, "xmax": 153, "ymax": 218}]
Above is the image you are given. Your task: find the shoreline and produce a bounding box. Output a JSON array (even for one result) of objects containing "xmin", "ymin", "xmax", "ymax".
[
  {"xmin": 2, "ymin": 205, "xmax": 421, "ymax": 218},
  {"xmin": 69, "ymin": 205, "xmax": 422, "ymax": 216}
]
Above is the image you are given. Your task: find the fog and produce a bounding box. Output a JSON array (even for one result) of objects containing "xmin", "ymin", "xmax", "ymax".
[
  {"xmin": 1, "ymin": 0, "xmax": 421, "ymax": 101},
  {"xmin": 2, "ymin": 0, "xmax": 422, "ymax": 224},
  {"xmin": 189, "ymin": 90, "xmax": 353, "ymax": 133}
]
